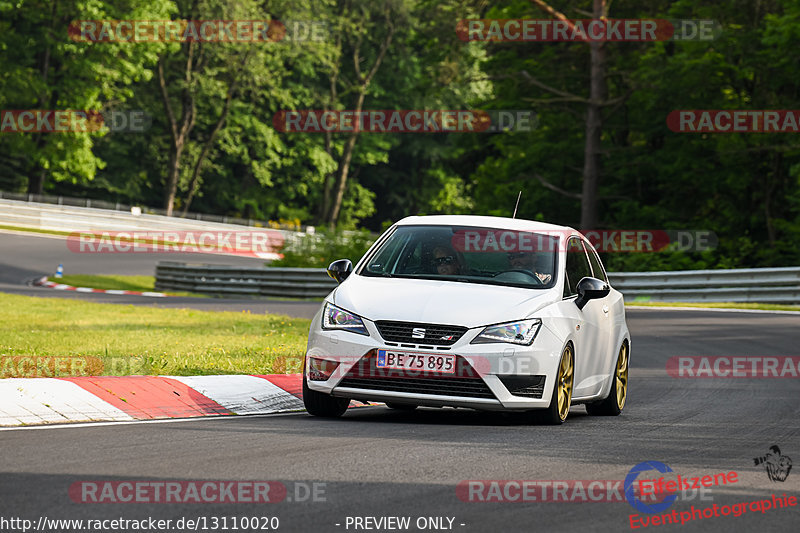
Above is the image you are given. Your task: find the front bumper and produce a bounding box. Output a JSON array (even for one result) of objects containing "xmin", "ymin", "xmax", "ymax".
[{"xmin": 305, "ymin": 311, "xmax": 565, "ymax": 410}]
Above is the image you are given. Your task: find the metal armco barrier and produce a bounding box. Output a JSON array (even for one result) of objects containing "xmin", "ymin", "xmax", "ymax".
[
  {"xmin": 0, "ymin": 191, "xmax": 295, "ymax": 229},
  {"xmin": 155, "ymin": 262, "xmax": 800, "ymax": 303},
  {"xmin": 155, "ymin": 262, "xmax": 337, "ymax": 299},
  {"xmin": 609, "ymin": 266, "xmax": 800, "ymax": 304},
  {"xmin": 0, "ymin": 197, "xmax": 296, "ymax": 237}
]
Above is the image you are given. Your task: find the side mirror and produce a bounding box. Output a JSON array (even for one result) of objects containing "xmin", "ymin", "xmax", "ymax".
[
  {"xmin": 327, "ymin": 259, "xmax": 353, "ymax": 284},
  {"xmin": 575, "ymin": 277, "xmax": 610, "ymax": 310}
]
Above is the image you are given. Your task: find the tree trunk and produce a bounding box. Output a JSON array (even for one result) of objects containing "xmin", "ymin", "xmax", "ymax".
[
  {"xmin": 158, "ymin": 46, "xmax": 197, "ymax": 217},
  {"xmin": 529, "ymin": 0, "xmax": 608, "ymax": 229},
  {"xmin": 580, "ymin": 0, "xmax": 607, "ymax": 230},
  {"xmin": 325, "ymin": 90, "xmax": 366, "ymax": 227},
  {"xmin": 182, "ymin": 51, "xmax": 248, "ymax": 215},
  {"xmin": 27, "ymin": 169, "xmax": 46, "ymax": 195},
  {"xmin": 317, "ymin": 52, "xmax": 340, "ymax": 225},
  {"xmin": 319, "ymin": 167, "xmax": 335, "ymax": 224},
  {"xmin": 164, "ymin": 146, "xmax": 182, "ymax": 215},
  {"xmin": 27, "ymin": 1, "xmax": 57, "ymax": 196},
  {"xmin": 320, "ymin": 6, "xmax": 394, "ymax": 227},
  {"xmin": 765, "ymin": 152, "xmax": 781, "ymax": 247}
]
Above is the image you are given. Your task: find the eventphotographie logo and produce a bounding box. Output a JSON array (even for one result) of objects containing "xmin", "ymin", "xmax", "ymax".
[
  {"xmin": 754, "ymin": 446, "xmax": 792, "ymax": 482},
  {"xmin": 625, "ymin": 462, "xmax": 679, "ymax": 514}
]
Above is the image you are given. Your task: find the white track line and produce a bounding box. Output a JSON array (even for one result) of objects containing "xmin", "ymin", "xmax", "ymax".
[
  {"xmin": 0, "ymin": 409, "xmax": 313, "ymax": 431},
  {"xmin": 626, "ymin": 305, "xmax": 800, "ymax": 316}
]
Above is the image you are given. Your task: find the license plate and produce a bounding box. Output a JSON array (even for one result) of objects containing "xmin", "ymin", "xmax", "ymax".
[{"xmin": 376, "ymin": 349, "xmax": 456, "ymax": 374}]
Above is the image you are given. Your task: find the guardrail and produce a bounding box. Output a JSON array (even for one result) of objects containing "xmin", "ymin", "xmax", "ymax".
[
  {"xmin": 0, "ymin": 197, "xmax": 295, "ymax": 235},
  {"xmin": 610, "ymin": 266, "xmax": 800, "ymax": 304},
  {"xmin": 155, "ymin": 262, "xmax": 337, "ymax": 299},
  {"xmin": 0, "ymin": 190, "xmax": 302, "ymax": 230},
  {"xmin": 154, "ymin": 263, "xmax": 800, "ymax": 303}
]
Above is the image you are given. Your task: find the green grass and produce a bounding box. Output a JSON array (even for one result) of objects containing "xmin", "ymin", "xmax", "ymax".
[
  {"xmin": 626, "ymin": 301, "xmax": 800, "ymax": 312},
  {"xmin": 0, "ymin": 292, "xmax": 311, "ymax": 377},
  {"xmin": 58, "ymin": 274, "xmax": 158, "ymax": 292},
  {"xmin": 0, "ymin": 224, "xmax": 72, "ymax": 237}
]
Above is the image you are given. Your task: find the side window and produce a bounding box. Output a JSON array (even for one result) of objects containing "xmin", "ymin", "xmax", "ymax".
[
  {"xmin": 564, "ymin": 237, "xmax": 592, "ymax": 297},
  {"xmin": 585, "ymin": 242, "xmax": 608, "ymax": 283}
]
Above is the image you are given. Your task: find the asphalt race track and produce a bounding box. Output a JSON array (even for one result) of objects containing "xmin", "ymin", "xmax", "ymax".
[{"xmin": 1, "ymin": 308, "xmax": 798, "ymax": 532}]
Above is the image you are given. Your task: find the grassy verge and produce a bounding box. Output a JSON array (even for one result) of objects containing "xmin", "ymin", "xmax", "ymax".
[
  {"xmin": 58, "ymin": 274, "xmax": 158, "ymax": 292},
  {"xmin": 626, "ymin": 301, "xmax": 800, "ymax": 312},
  {"xmin": 0, "ymin": 224, "xmax": 71, "ymax": 237},
  {"xmin": 0, "ymin": 292, "xmax": 310, "ymax": 377}
]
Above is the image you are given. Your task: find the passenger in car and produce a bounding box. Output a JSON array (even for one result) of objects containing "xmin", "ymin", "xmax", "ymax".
[{"xmin": 507, "ymin": 252, "xmax": 552, "ymax": 283}]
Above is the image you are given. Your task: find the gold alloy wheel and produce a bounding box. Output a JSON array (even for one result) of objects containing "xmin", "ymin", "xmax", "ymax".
[
  {"xmin": 615, "ymin": 343, "xmax": 629, "ymax": 410},
  {"xmin": 557, "ymin": 345, "xmax": 574, "ymax": 421}
]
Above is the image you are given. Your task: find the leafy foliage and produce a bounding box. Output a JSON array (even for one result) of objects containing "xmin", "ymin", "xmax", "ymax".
[
  {"xmin": 272, "ymin": 228, "xmax": 376, "ymax": 267},
  {"xmin": 1, "ymin": 0, "xmax": 800, "ymax": 269}
]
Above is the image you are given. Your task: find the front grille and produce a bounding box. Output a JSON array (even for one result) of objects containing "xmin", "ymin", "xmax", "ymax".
[
  {"xmin": 336, "ymin": 352, "xmax": 496, "ymax": 400},
  {"xmin": 375, "ymin": 321, "xmax": 468, "ymax": 346},
  {"xmin": 338, "ymin": 376, "xmax": 496, "ymax": 399}
]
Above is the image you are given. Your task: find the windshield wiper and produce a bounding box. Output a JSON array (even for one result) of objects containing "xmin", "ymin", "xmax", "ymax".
[{"xmin": 364, "ymin": 270, "xmax": 393, "ymax": 277}]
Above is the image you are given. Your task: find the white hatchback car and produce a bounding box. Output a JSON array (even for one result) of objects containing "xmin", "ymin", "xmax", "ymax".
[{"xmin": 303, "ymin": 215, "xmax": 630, "ymax": 424}]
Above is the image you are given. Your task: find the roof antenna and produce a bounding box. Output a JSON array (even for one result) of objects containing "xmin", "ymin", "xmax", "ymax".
[{"xmin": 512, "ymin": 191, "xmax": 522, "ymax": 219}]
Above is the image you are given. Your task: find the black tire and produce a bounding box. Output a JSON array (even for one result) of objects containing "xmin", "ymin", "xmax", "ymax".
[
  {"xmin": 532, "ymin": 343, "xmax": 574, "ymax": 425},
  {"xmin": 586, "ymin": 341, "xmax": 629, "ymax": 416},
  {"xmin": 386, "ymin": 402, "xmax": 418, "ymax": 411},
  {"xmin": 302, "ymin": 373, "xmax": 349, "ymax": 418}
]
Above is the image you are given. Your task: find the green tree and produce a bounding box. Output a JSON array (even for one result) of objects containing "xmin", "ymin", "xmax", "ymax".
[{"xmin": 0, "ymin": 0, "xmax": 172, "ymax": 194}]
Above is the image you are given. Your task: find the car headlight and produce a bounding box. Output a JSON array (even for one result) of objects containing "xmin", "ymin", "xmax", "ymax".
[
  {"xmin": 322, "ymin": 302, "xmax": 369, "ymax": 336},
  {"xmin": 471, "ymin": 319, "xmax": 541, "ymax": 346}
]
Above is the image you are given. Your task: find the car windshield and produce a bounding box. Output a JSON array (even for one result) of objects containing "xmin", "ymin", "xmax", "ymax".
[{"xmin": 359, "ymin": 225, "xmax": 558, "ymax": 289}]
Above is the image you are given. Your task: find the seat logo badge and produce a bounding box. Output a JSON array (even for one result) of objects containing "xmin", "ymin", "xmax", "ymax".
[{"xmin": 412, "ymin": 328, "xmax": 426, "ymax": 339}]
